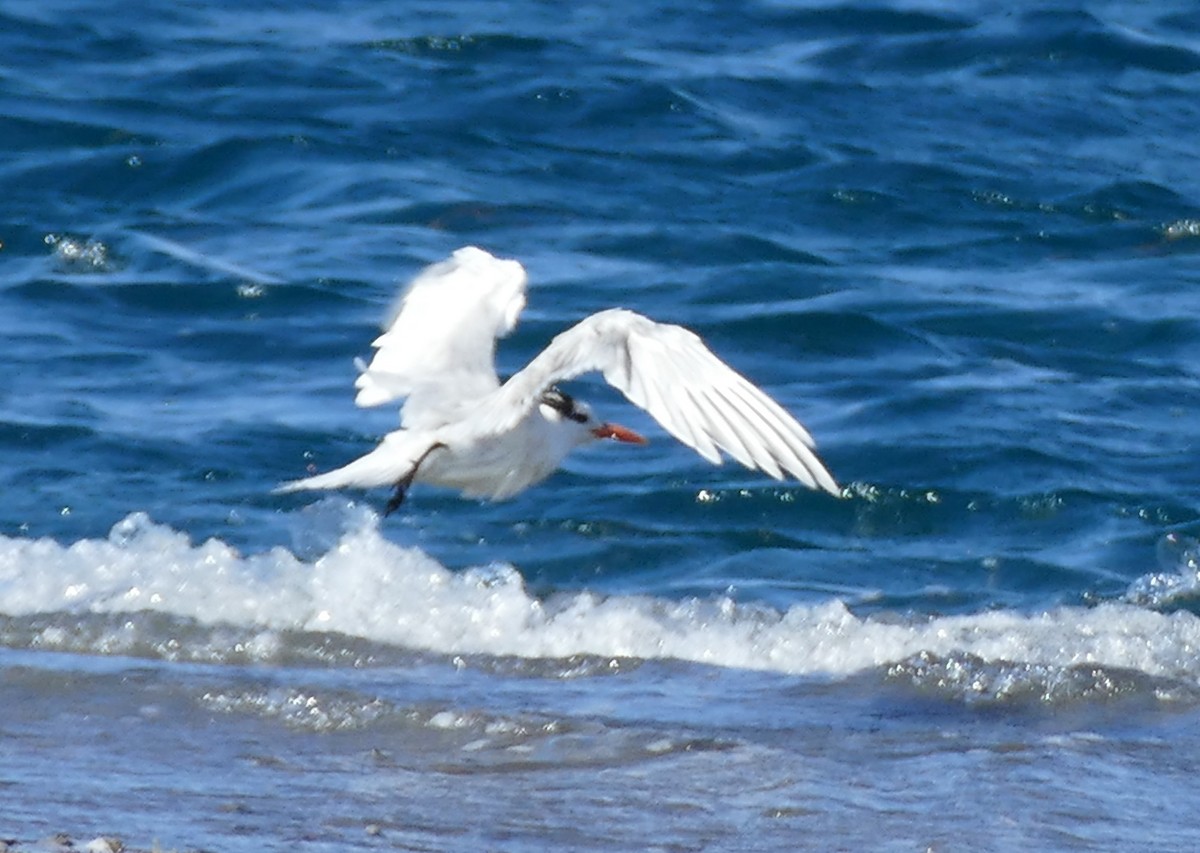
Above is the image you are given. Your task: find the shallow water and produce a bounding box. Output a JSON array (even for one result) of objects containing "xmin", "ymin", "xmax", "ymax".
[{"xmin": 4, "ymin": 0, "xmax": 1200, "ymax": 850}]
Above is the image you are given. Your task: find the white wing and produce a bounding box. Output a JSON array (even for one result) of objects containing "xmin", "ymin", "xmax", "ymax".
[
  {"xmin": 491, "ymin": 308, "xmax": 840, "ymax": 494},
  {"xmin": 353, "ymin": 246, "xmax": 528, "ymax": 428}
]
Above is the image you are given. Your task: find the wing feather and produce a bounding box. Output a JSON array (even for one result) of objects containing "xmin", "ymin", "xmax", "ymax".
[
  {"xmin": 353, "ymin": 247, "xmax": 527, "ymax": 427},
  {"xmin": 623, "ymin": 328, "xmax": 716, "ymax": 459},
  {"xmin": 696, "ymin": 386, "xmax": 784, "ymax": 477},
  {"xmin": 699, "ymin": 397, "xmax": 763, "ymax": 471},
  {"xmin": 670, "ymin": 344, "xmax": 775, "ymax": 472},
  {"xmin": 491, "ymin": 308, "xmax": 839, "ymax": 494},
  {"xmin": 720, "ymin": 381, "xmax": 835, "ymax": 491},
  {"xmin": 647, "ymin": 329, "xmax": 796, "ymax": 479},
  {"xmin": 673, "ymin": 385, "xmax": 725, "ymax": 465},
  {"xmin": 726, "ymin": 376, "xmax": 818, "ymax": 449}
]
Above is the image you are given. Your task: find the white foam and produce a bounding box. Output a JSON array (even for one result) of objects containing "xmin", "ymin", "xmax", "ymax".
[
  {"xmin": 2, "ymin": 511, "xmax": 1200, "ymax": 680},
  {"xmin": 1124, "ymin": 532, "xmax": 1200, "ymax": 608}
]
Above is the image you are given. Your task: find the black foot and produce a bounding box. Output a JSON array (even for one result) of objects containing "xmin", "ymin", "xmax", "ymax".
[{"xmin": 383, "ymin": 483, "xmax": 408, "ymax": 517}]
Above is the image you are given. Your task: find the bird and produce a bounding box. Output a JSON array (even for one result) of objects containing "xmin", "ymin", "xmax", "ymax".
[{"xmin": 277, "ymin": 246, "xmax": 839, "ymax": 514}]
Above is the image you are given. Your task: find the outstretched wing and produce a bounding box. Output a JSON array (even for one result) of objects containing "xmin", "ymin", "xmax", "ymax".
[
  {"xmin": 354, "ymin": 246, "xmax": 528, "ymax": 428},
  {"xmin": 490, "ymin": 308, "xmax": 840, "ymax": 494}
]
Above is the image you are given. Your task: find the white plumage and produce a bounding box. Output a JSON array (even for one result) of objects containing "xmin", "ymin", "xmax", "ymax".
[{"xmin": 278, "ymin": 246, "xmax": 839, "ymax": 511}]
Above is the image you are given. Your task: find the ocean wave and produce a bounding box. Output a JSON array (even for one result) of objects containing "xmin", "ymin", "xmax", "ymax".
[
  {"xmin": 1124, "ymin": 531, "xmax": 1200, "ymax": 610},
  {"xmin": 2, "ymin": 510, "xmax": 1199, "ymax": 685}
]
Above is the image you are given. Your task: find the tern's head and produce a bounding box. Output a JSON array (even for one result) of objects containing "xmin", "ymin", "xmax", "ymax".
[{"xmin": 538, "ymin": 387, "xmax": 647, "ymax": 447}]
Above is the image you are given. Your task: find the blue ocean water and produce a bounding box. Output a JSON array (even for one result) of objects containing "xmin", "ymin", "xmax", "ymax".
[{"xmin": 4, "ymin": 0, "xmax": 1200, "ymax": 849}]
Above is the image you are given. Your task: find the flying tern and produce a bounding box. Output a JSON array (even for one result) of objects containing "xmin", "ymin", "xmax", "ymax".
[{"xmin": 278, "ymin": 246, "xmax": 839, "ymax": 513}]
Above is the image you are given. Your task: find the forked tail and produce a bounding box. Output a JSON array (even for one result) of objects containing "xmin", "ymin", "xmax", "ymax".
[{"xmin": 275, "ymin": 432, "xmax": 438, "ymax": 494}]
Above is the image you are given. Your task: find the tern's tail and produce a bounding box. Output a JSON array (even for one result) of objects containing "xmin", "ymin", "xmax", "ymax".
[{"xmin": 275, "ymin": 432, "xmax": 433, "ymax": 493}]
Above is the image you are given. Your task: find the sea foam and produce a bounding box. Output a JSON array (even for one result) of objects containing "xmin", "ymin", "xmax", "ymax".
[{"xmin": 2, "ymin": 511, "xmax": 1199, "ymax": 680}]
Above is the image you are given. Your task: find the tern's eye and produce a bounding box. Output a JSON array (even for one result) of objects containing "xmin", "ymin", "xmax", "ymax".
[{"xmin": 540, "ymin": 387, "xmax": 588, "ymax": 423}]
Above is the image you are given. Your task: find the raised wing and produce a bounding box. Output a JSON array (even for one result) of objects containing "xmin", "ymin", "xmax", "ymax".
[
  {"xmin": 354, "ymin": 246, "xmax": 528, "ymax": 427},
  {"xmin": 492, "ymin": 309, "xmax": 840, "ymax": 494}
]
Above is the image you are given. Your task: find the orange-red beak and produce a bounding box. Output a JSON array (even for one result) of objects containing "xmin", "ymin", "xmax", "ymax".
[{"xmin": 591, "ymin": 422, "xmax": 648, "ymax": 444}]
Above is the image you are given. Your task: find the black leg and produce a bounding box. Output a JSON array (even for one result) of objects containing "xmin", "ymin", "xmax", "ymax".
[
  {"xmin": 382, "ymin": 442, "xmax": 446, "ymax": 517},
  {"xmin": 383, "ymin": 481, "xmax": 409, "ymax": 516}
]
